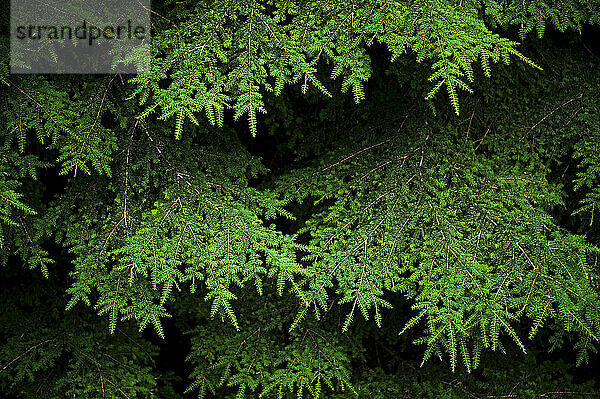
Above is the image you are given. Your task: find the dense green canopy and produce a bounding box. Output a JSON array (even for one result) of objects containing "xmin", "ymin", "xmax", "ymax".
[{"xmin": 1, "ymin": 0, "xmax": 600, "ymax": 397}]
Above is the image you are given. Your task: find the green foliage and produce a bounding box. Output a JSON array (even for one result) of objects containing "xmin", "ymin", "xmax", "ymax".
[
  {"xmin": 282, "ymin": 115, "xmax": 600, "ymax": 371},
  {"xmin": 2, "ymin": 1, "xmax": 600, "ymax": 398},
  {"xmin": 183, "ymin": 291, "xmax": 354, "ymax": 399},
  {"xmin": 0, "ymin": 270, "xmax": 157, "ymax": 398},
  {"xmin": 130, "ymin": 0, "xmax": 579, "ymax": 134},
  {"xmin": 329, "ymin": 354, "xmax": 599, "ymax": 398},
  {"xmin": 45, "ymin": 125, "xmax": 310, "ymax": 338}
]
